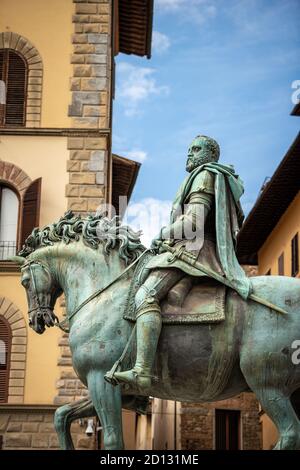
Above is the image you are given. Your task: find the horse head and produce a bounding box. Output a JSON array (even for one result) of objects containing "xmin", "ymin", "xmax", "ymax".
[
  {"xmin": 13, "ymin": 211, "xmax": 144, "ymax": 335},
  {"xmin": 13, "ymin": 254, "xmax": 62, "ymax": 334}
]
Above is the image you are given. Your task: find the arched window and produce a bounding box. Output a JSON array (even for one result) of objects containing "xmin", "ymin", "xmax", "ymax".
[
  {"xmin": 0, "ymin": 49, "xmax": 27, "ymax": 127},
  {"xmin": 0, "ymin": 186, "xmax": 19, "ymax": 260},
  {"xmin": 0, "ymin": 316, "xmax": 12, "ymax": 403}
]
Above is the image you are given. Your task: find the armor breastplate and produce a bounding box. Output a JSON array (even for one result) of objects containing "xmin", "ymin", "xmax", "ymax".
[{"xmin": 204, "ymin": 201, "xmax": 216, "ymax": 242}]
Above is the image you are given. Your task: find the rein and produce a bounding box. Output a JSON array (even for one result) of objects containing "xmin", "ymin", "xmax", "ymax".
[
  {"xmin": 25, "ymin": 249, "xmax": 151, "ymax": 333},
  {"xmin": 67, "ymin": 249, "xmax": 151, "ymax": 323}
]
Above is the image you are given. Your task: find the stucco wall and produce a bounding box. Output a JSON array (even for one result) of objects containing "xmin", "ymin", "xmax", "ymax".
[
  {"xmin": 0, "ymin": 135, "xmax": 69, "ymax": 226},
  {"xmin": 258, "ymin": 191, "xmax": 300, "ymax": 277},
  {"xmin": 0, "ymin": 0, "xmax": 73, "ymax": 128},
  {"xmin": 0, "ymin": 275, "xmax": 62, "ymax": 404},
  {"xmin": 0, "ymin": 135, "xmax": 68, "ymax": 404}
]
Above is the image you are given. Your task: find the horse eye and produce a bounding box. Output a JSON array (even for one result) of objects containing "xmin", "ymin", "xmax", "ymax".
[{"xmin": 21, "ymin": 278, "xmax": 30, "ymax": 288}]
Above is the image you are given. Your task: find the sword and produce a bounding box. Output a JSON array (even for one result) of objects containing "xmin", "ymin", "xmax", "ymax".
[{"xmin": 160, "ymin": 242, "xmax": 288, "ymax": 315}]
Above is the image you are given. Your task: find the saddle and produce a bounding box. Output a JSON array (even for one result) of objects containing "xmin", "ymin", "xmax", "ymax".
[
  {"xmin": 123, "ymin": 251, "xmax": 226, "ymax": 325},
  {"xmin": 161, "ymin": 276, "xmax": 225, "ymax": 324}
]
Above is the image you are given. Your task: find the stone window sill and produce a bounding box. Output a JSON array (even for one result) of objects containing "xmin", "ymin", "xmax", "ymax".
[{"xmin": 0, "ymin": 261, "xmax": 20, "ymax": 273}]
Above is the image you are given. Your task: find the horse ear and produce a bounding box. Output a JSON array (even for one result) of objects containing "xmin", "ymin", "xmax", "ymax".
[{"xmin": 10, "ymin": 256, "xmax": 26, "ymax": 266}]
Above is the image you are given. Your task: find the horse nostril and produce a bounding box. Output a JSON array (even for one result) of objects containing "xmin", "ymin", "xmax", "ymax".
[{"xmin": 29, "ymin": 318, "xmax": 33, "ymax": 327}]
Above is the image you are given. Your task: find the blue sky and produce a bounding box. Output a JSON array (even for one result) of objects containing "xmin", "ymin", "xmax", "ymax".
[{"xmin": 112, "ymin": 0, "xmax": 300, "ymax": 246}]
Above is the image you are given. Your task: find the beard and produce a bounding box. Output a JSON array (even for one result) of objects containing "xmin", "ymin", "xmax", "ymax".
[{"xmin": 186, "ymin": 154, "xmax": 215, "ymax": 172}]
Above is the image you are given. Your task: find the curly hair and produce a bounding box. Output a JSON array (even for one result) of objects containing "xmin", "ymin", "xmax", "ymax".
[{"xmin": 195, "ymin": 135, "xmax": 220, "ymax": 162}]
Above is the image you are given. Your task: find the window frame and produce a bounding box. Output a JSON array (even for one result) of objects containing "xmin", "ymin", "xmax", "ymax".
[
  {"xmin": 0, "ymin": 48, "xmax": 28, "ymax": 128},
  {"xmin": 215, "ymin": 409, "xmax": 241, "ymax": 450},
  {"xmin": 291, "ymin": 233, "xmax": 299, "ymax": 277},
  {"xmin": 0, "ymin": 183, "xmax": 21, "ymax": 259}
]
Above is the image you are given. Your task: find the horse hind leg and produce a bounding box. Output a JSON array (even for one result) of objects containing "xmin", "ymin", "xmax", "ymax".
[
  {"xmin": 54, "ymin": 397, "xmax": 95, "ymax": 449},
  {"xmin": 255, "ymin": 388, "xmax": 300, "ymax": 449},
  {"xmin": 241, "ymin": 355, "xmax": 300, "ymax": 450}
]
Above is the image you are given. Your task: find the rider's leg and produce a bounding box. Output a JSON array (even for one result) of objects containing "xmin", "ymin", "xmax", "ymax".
[{"xmin": 113, "ymin": 268, "xmax": 184, "ymax": 389}]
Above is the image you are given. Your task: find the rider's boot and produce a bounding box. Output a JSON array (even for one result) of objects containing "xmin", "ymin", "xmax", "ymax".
[{"xmin": 113, "ymin": 306, "xmax": 162, "ymax": 390}]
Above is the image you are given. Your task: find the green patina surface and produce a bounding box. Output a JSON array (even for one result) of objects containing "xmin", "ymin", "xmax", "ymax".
[{"xmin": 11, "ymin": 135, "xmax": 300, "ymax": 450}]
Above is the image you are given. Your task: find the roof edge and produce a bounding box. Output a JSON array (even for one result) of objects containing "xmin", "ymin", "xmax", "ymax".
[{"xmin": 291, "ymin": 102, "xmax": 300, "ymax": 116}]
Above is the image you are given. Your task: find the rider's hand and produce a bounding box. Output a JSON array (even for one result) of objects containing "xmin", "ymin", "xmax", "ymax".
[
  {"xmin": 150, "ymin": 238, "xmax": 162, "ymax": 253},
  {"xmin": 150, "ymin": 226, "xmax": 167, "ymax": 253}
]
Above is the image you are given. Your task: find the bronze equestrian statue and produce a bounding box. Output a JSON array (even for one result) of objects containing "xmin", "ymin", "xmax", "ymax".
[
  {"xmin": 111, "ymin": 135, "xmax": 251, "ymax": 389},
  {"xmin": 12, "ymin": 135, "xmax": 300, "ymax": 450}
]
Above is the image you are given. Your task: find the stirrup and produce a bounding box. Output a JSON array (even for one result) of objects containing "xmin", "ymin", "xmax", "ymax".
[
  {"xmin": 113, "ymin": 369, "xmax": 154, "ymax": 390},
  {"xmin": 104, "ymin": 361, "xmax": 123, "ymax": 386}
]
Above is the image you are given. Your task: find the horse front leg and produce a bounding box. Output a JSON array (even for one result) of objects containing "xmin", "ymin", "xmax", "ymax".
[
  {"xmin": 54, "ymin": 397, "xmax": 95, "ymax": 449},
  {"xmin": 87, "ymin": 371, "xmax": 124, "ymax": 450}
]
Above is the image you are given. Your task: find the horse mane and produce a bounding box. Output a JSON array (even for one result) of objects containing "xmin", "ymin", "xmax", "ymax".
[{"xmin": 19, "ymin": 210, "xmax": 145, "ymax": 264}]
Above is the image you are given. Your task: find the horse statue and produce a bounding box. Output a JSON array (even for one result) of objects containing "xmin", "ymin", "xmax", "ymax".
[{"xmin": 13, "ymin": 211, "xmax": 300, "ymax": 450}]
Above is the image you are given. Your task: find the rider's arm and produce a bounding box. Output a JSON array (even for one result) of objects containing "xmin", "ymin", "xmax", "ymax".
[
  {"xmin": 151, "ymin": 170, "xmax": 215, "ymax": 247},
  {"xmin": 159, "ymin": 192, "xmax": 213, "ymax": 241}
]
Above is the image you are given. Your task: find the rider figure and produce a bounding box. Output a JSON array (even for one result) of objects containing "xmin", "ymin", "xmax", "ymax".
[{"xmin": 112, "ymin": 135, "xmax": 251, "ymax": 390}]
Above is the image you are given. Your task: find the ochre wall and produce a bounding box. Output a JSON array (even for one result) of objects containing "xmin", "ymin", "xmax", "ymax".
[
  {"xmin": 261, "ymin": 414, "xmax": 278, "ymax": 451},
  {"xmin": 258, "ymin": 191, "xmax": 300, "ymax": 448},
  {"xmin": 0, "ymin": 274, "xmax": 63, "ymax": 404},
  {"xmin": 0, "ymin": 0, "xmax": 73, "ymax": 128},
  {"xmin": 258, "ymin": 191, "xmax": 300, "ymax": 277},
  {"xmin": 0, "ymin": 135, "xmax": 68, "ymax": 404},
  {"xmin": 0, "ymin": 135, "xmax": 68, "ymax": 226}
]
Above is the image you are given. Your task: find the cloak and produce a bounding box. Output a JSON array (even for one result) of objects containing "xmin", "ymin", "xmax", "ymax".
[{"xmin": 146, "ymin": 162, "xmax": 251, "ymax": 300}]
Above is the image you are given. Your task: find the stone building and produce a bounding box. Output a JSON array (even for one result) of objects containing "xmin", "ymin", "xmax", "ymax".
[
  {"xmin": 237, "ymin": 104, "xmax": 300, "ymax": 449},
  {"xmin": 0, "ymin": 0, "xmax": 153, "ymax": 450},
  {"xmin": 0, "ymin": 0, "xmax": 268, "ymax": 452},
  {"xmin": 152, "ymin": 394, "xmax": 261, "ymax": 450}
]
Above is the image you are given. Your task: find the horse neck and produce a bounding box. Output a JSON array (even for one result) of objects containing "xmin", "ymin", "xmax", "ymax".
[{"xmin": 37, "ymin": 242, "xmax": 126, "ymax": 317}]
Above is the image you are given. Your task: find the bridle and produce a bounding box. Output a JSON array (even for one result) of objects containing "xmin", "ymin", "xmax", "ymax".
[
  {"xmin": 21, "ymin": 260, "xmax": 58, "ymax": 323},
  {"xmin": 23, "ymin": 249, "xmax": 151, "ymax": 333}
]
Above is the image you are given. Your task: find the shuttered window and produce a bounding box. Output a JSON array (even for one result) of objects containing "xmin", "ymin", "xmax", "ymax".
[
  {"xmin": 0, "ymin": 186, "xmax": 19, "ymax": 260},
  {"xmin": 0, "ymin": 316, "xmax": 12, "ymax": 403},
  {"xmin": 278, "ymin": 253, "xmax": 284, "ymax": 276},
  {"xmin": 0, "ymin": 49, "xmax": 27, "ymax": 127},
  {"xmin": 0, "ymin": 178, "xmax": 41, "ymax": 258},
  {"xmin": 20, "ymin": 178, "xmax": 42, "ymax": 248},
  {"xmin": 292, "ymin": 233, "xmax": 299, "ymax": 277}
]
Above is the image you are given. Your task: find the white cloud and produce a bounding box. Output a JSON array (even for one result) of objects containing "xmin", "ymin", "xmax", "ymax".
[
  {"xmin": 156, "ymin": 0, "xmax": 217, "ymax": 24},
  {"xmin": 152, "ymin": 31, "xmax": 171, "ymax": 55},
  {"xmin": 117, "ymin": 62, "xmax": 169, "ymax": 116},
  {"xmin": 123, "ymin": 150, "xmax": 147, "ymax": 163},
  {"xmin": 123, "ymin": 197, "xmax": 172, "ymax": 248},
  {"xmin": 156, "ymin": 0, "xmax": 188, "ymax": 10}
]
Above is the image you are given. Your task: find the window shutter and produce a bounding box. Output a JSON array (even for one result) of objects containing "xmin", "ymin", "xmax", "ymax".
[
  {"xmin": 5, "ymin": 51, "xmax": 27, "ymax": 126},
  {"xmin": 292, "ymin": 233, "xmax": 299, "ymax": 277},
  {"xmin": 0, "ymin": 50, "xmax": 5, "ymax": 125},
  {"xmin": 0, "ymin": 49, "xmax": 27, "ymax": 127},
  {"xmin": 278, "ymin": 252, "xmax": 284, "ymax": 276},
  {"xmin": 0, "ymin": 50, "xmax": 4, "ymax": 78},
  {"xmin": 0, "ymin": 316, "xmax": 12, "ymax": 403},
  {"xmin": 20, "ymin": 177, "xmax": 42, "ymax": 248}
]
